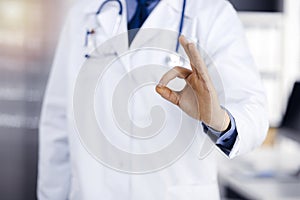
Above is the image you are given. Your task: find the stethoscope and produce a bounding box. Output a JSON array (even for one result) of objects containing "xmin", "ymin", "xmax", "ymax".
[{"xmin": 84, "ymin": 0, "xmax": 187, "ymax": 66}]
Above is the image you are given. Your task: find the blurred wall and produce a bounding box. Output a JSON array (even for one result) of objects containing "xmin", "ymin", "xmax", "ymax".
[
  {"xmin": 244, "ymin": 0, "xmax": 300, "ymax": 126},
  {"xmin": 0, "ymin": 0, "xmax": 72, "ymax": 199},
  {"xmin": 229, "ymin": 0, "xmax": 283, "ymax": 12}
]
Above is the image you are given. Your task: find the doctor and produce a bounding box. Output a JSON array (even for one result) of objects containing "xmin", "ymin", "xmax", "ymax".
[{"xmin": 38, "ymin": 0, "xmax": 269, "ymax": 199}]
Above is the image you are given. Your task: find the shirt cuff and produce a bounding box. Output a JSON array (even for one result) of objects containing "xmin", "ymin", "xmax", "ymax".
[{"xmin": 202, "ymin": 111, "xmax": 238, "ymax": 156}]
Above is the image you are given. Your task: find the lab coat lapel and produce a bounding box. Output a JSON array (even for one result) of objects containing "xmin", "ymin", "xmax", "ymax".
[
  {"xmin": 84, "ymin": 0, "xmax": 127, "ymax": 39},
  {"xmin": 129, "ymin": 0, "xmax": 176, "ymax": 50},
  {"xmin": 84, "ymin": 0, "xmax": 129, "ymax": 62},
  {"xmin": 130, "ymin": 0, "xmax": 193, "ymax": 50}
]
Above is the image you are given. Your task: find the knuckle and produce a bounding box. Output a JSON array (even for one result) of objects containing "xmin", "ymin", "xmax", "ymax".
[
  {"xmin": 173, "ymin": 66, "xmax": 180, "ymax": 71},
  {"xmin": 187, "ymin": 42, "xmax": 194, "ymax": 48}
]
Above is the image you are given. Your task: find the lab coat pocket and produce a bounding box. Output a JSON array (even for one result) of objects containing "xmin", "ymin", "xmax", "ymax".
[{"xmin": 166, "ymin": 182, "xmax": 220, "ymax": 200}]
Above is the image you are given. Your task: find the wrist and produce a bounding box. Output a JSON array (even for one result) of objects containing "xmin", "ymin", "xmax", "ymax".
[{"xmin": 206, "ymin": 108, "xmax": 230, "ymax": 132}]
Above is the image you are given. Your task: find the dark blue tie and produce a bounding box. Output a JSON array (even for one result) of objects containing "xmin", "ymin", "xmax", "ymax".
[
  {"xmin": 127, "ymin": 0, "xmax": 159, "ymax": 44},
  {"xmin": 128, "ymin": 0, "xmax": 148, "ymax": 30}
]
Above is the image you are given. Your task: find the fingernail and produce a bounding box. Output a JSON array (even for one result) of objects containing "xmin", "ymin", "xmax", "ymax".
[{"xmin": 155, "ymin": 85, "xmax": 163, "ymax": 94}]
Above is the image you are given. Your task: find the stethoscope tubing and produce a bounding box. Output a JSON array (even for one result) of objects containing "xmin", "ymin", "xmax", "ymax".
[
  {"xmin": 96, "ymin": 0, "xmax": 123, "ymax": 15},
  {"xmin": 85, "ymin": 0, "xmax": 186, "ymax": 58},
  {"xmin": 176, "ymin": 0, "xmax": 186, "ymax": 52}
]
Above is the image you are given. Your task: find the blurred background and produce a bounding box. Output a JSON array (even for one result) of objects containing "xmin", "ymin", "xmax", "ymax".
[
  {"xmin": 0, "ymin": 0, "xmax": 299, "ymax": 199},
  {"xmin": 0, "ymin": 0, "xmax": 71, "ymax": 199}
]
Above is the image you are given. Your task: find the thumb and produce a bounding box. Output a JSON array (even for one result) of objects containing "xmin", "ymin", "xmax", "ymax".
[{"xmin": 155, "ymin": 85, "xmax": 179, "ymax": 105}]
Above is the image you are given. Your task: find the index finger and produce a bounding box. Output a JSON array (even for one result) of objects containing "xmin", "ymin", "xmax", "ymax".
[{"xmin": 158, "ymin": 66, "xmax": 192, "ymax": 86}]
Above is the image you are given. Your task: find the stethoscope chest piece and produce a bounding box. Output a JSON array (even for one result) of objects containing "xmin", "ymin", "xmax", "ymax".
[{"xmin": 166, "ymin": 54, "xmax": 184, "ymax": 67}]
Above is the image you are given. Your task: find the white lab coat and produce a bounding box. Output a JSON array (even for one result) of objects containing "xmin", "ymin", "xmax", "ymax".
[{"xmin": 37, "ymin": 0, "xmax": 269, "ymax": 199}]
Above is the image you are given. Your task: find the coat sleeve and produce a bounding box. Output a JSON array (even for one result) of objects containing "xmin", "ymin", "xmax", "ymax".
[
  {"xmin": 203, "ymin": 1, "xmax": 269, "ymax": 158},
  {"xmin": 37, "ymin": 13, "xmax": 72, "ymax": 199}
]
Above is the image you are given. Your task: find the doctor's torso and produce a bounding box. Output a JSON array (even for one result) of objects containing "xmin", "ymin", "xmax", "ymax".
[{"xmin": 52, "ymin": 0, "xmax": 238, "ymax": 199}]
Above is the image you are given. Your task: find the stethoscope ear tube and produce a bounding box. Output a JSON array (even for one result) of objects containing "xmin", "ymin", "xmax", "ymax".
[
  {"xmin": 96, "ymin": 0, "xmax": 123, "ymax": 15},
  {"xmin": 85, "ymin": 0, "xmax": 187, "ymax": 60}
]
